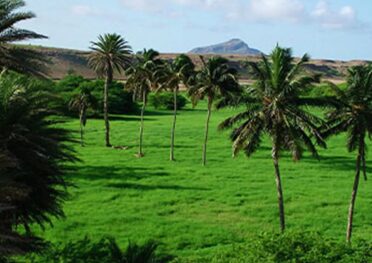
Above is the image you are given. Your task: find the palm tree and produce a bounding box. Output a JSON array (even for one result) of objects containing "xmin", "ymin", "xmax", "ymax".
[
  {"xmin": 69, "ymin": 86, "xmax": 98, "ymax": 146},
  {"xmin": 156, "ymin": 54, "xmax": 195, "ymax": 161},
  {"xmin": 89, "ymin": 33, "xmax": 132, "ymax": 147},
  {"xmin": 189, "ymin": 56, "xmax": 239, "ymax": 166},
  {"xmin": 321, "ymin": 65, "xmax": 372, "ymax": 242},
  {"xmin": 126, "ymin": 49, "xmax": 162, "ymax": 157},
  {"xmin": 219, "ymin": 46, "xmax": 326, "ymax": 232},
  {"xmin": 0, "ymin": 73, "xmax": 76, "ymax": 256},
  {"xmin": 0, "ymin": 0, "xmax": 48, "ymax": 77},
  {"xmin": 173, "ymin": 54, "xmax": 195, "ymax": 86}
]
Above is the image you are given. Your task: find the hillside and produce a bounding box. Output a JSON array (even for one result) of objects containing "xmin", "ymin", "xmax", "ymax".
[{"xmin": 27, "ymin": 45, "xmax": 371, "ymax": 82}]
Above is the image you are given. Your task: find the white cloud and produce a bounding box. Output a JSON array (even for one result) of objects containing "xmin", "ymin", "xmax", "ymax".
[
  {"xmin": 246, "ymin": 0, "xmax": 305, "ymax": 22},
  {"xmin": 117, "ymin": 0, "xmax": 365, "ymax": 31},
  {"xmin": 71, "ymin": 5, "xmax": 98, "ymax": 16},
  {"xmin": 311, "ymin": 1, "xmax": 360, "ymax": 30}
]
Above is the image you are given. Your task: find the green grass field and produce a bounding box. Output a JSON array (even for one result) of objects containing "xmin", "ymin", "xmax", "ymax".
[{"xmin": 33, "ymin": 102, "xmax": 372, "ymax": 261}]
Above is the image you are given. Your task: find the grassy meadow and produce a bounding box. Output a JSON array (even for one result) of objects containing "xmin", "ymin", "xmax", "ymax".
[{"xmin": 33, "ymin": 101, "xmax": 372, "ymax": 261}]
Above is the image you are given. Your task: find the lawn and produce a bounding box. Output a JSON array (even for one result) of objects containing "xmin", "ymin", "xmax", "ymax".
[{"xmin": 33, "ymin": 102, "xmax": 372, "ymax": 261}]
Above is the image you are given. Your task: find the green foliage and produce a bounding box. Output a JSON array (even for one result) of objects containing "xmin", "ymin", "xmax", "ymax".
[
  {"xmin": 52, "ymin": 74, "xmax": 139, "ymax": 115},
  {"xmin": 27, "ymin": 237, "xmax": 170, "ymax": 263},
  {"xmin": 306, "ymin": 83, "xmax": 347, "ymax": 98},
  {"xmin": 56, "ymin": 74, "xmax": 87, "ymax": 91},
  {"xmin": 211, "ymin": 232, "xmax": 372, "ymax": 263},
  {"xmin": 82, "ymin": 80, "xmax": 139, "ymax": 115},
  {"xmin": 149, "ymin": 92, "xmax": 187, "ymax": 110}
]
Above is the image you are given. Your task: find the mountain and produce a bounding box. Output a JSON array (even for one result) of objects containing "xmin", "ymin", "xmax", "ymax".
[{"xmin": 189, "ymin": 39, "xmax": 263, "ymax": 56}]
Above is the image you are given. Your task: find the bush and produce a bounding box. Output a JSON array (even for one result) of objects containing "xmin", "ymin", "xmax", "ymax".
[
  {"xmin": 149, "ymin": 92, "xmax": 187, "ymax": 110},
  {"xmin": 305, "ymin": 83, "xmax": 347, "ymax": 98},
  {"xmin": 52, "ymin": 74, "xmax": 139, "ymax": 116},
  {"xmin": 210, "ymin": 232, "xmax": 372, "ymax": 263},
  {"xmin": 55, "ymin": 74, "xmax": 87, "ymax": 92},
  {"xmin": 27, "ymin": 237, "xmax": 172, "ymax": 263},
  {"xmin": 85, "ymin": 80, "xmax": 139, "ymax": 115}
]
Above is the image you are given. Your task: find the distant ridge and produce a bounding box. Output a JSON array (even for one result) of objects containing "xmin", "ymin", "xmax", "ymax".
[
  {"xmin": 189, "ymin": 39, "xmax": 263, "ymax": 56},
  {"xmin": 17, "ymin": 45, "xmax": 370, "ymax": 81}
]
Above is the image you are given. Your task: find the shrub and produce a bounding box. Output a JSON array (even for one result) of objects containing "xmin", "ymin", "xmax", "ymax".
[
  {"xmin": 305, "ymin": 83, "xmax": 347, "ymax": 98},
  {"xmin": 149, "ymin": 92, "xmax": 187, "ymax": 110},
  {"xmin": 55, "ymin": 74, "xmax": 87, "ymax": 92},
  {"xmin": 85, "ymin": 80, "xmax": 139, "ymax": 114},
  {"xmin": 27, "ymin": 237, "xmax": 172, "ymax": 263},
  {"xmin": 52, "ymin": 74, "xmax": 139, "ymax": 116},
  {"xmin": 211, "ymin": 232, "xmax": 372, "ymax": 263}
]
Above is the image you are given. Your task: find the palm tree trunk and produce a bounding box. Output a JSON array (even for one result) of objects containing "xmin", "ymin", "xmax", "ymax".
[
  {"xmin": 79, "ymin": 110, "xmax": 84, "ymax": 147},
  {"xmin": 346, "ymin": 139, "xmax": 364, "ymax": 242},
  {"xmin": 138, "ymin": 91, "xmax": 146, "ymax": 157},
  {"xmin": 170, "ymin": 88, "xmax": 178, "ymax": 161},
  {"xmin": 202, "ymin": 97, "xmax": 212, "ymax": 166},
  {"xmin": 362, "ymin": 154, "xmax": 367, "ymax": 181},
  {"xmin": 104, "ymin": 66, "xmax": 113, "ymax": 147},
  {"xmin": 272, "ymin": 144, "xmax": 285, "ymax": 233}
]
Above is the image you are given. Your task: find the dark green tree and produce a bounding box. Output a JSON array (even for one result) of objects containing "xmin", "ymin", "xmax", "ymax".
[
  {"xmin": 0, "ymin": 73, "xmax": 76, "ymax": 258},
  {"xmin": 189, "ymin": 56, "xmax": 239, "ymax": 166},
  {"xmin": 322, "ymin": 65, "xmax": 372, "ymax": 242},
  {"xmin": 89, "ymin": 33, "xmax": 132, "ymax": 147},
  {"xmin": 219, "ymin": 46, "xmax": 325, "ymax": 232}
]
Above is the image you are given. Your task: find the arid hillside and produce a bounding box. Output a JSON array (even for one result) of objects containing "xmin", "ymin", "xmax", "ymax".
[{"xmin": 30, "ymin": 45, "xmax": 370, "ymax": 83}]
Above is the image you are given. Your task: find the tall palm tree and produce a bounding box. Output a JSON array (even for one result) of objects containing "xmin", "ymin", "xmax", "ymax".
[
  {"xmin": 0, "ymin": 0, "xmax": 48, "ymax": 77},
  {"xmin": 322, "ymin": 66, "xmax": 372, "ymax": 242},
  {"xmin": 126, "ymin": 49, "xmax": 162, "ymax": 157},
  {"xmin": 219, "ymin": 46, "xmax": 325, "ymax": 232},
  {"xmin": 0, "ymin": 73, "xmax": 76, "ymax": 256},
  {"xmin": 189, "ymin": 56, "xmax": 239, "ymax": 166},
  {"xmin": 156, "ymin": 54, "xmax": 195, "ymax": 161},
  {"xmin": 89, "ymin": 33, "xmax": 132, "ymax": 147},
  {"xmin": 69, "ymin": 86, "xmax": 98, "ymax": 146}
]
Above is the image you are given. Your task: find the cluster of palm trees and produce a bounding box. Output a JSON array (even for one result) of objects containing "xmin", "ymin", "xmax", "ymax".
[
  {"xmin": 88, "ymin": 36, "xmax": 237, "ymax": 163},
  {"xmin": 88, "ymin": 34, "xmax": 371, "ymax": 243}
]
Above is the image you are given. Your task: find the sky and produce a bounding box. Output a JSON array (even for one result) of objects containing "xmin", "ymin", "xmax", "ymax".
[{"xmin": 19, "ymin": 0, "xmax": 372, "ymax": 61}]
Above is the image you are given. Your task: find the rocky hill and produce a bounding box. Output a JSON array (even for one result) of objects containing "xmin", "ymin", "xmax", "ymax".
[{"xmin": 189, "ymin": 39, "xmax": 262, "ymax": 56}]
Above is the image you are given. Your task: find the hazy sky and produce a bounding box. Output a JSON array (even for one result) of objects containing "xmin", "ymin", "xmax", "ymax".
[{"xmin": 20, "ymin": 0, "xmax": 372, "ymax": 60}]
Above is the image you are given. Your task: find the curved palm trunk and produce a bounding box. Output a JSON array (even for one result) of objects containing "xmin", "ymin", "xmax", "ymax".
[
  {"xmin": 346, "ymin": 138, "xmax": 364, "ymax": 243},
  {"xmin": 138, "ymin": 91, "xmax": 146, "ymax": 157},
  {"xmin": 202, "ymin": 97, "xmax": 212, "ymax": 166},
  {"xmin": 103, "ymin": 65, "xmax": 113, "ymax": 147},
  {"xmin": 272, "ymin": 144, "xmax": 285, "ymax": 233},
  {"xmin": 170, "ymin": 87, "xmax": 178, "ymax": 161}
]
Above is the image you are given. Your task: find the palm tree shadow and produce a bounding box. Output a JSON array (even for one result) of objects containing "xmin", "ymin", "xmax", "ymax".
[
  {"xmin": 91, "ymin": 116, "xmax": 154, "ymax": 122},
  {"xmin": 106, "ymin": 182, "xmax": 210, "ymax": 191},
  {"xmin": 67, "ymin": 165, "xmax": 169, "ymax": 181},
  {"xmin": 144, "ymin": 144, "xmax": 195, "ymax": 149},
  {"xmin": 302, "ymin": 155, "xmax": 372, "ymax": 174},
  {"xmin": 144, "ymin": 110, "xmax": 174, "ymax": 116}
]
